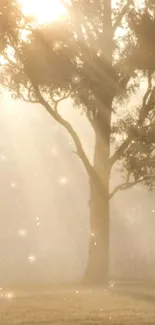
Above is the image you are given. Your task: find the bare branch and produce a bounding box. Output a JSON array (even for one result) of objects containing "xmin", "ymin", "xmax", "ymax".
[
  {"xmin": 21, "ymin": 94, "xmax": 39, "ymax": 104},
  {"xmin": 52, "ymin": 90, "xmax": 72, "ymax": 113},
  {"xmin": 109, "ymin": 174, "xmax": 155, "ymax": 199},
  {"xmin": 16, "ymin": 85, "xmax": 39, "ymax": 104},
  {"xmin": 53, "ymin": 90, "xmax": 72, "ymax": 104}
]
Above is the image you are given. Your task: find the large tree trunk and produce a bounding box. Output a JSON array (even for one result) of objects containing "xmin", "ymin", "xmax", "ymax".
[
  {"xmin": 84, "ymin": 112, "xmax": 111, "ymax": 286},
  {"xmin": 83, "ymin": 0, "xmax": 113, "ymax": 286},
  {"xmin": 83, "ymin": 0, "xmax": 113, "ymax": 281}
]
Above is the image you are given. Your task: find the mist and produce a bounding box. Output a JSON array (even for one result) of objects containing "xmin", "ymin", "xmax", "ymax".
[{"xmin": 0, "ymin": 92, "xmax": 154, "ymax": 284}]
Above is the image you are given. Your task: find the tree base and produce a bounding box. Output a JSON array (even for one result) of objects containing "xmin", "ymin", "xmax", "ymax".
[{"xmin": 82, "ymin": 266, "xmax": 109, "ymax": 288}]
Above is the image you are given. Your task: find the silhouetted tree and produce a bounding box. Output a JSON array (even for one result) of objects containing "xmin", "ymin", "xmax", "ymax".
[{"xmin": 1, "ymin": 0, "xmax": 155, "ymax": 285}]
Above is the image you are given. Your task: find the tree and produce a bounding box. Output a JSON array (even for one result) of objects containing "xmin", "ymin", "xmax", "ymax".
[{"xmin": 1, "ymin": 0, "xmax": 155, "ymax": 285}]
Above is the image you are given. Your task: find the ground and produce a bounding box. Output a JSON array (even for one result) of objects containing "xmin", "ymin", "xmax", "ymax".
[{"xmin": 0, "ymin": 285, "xmax": 155, "ymax": 324}]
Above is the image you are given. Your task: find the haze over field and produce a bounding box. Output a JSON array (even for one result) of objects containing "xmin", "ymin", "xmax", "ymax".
[{"xmin": 0, "ymin": 93, "xmax": 155, "ymax": 284}]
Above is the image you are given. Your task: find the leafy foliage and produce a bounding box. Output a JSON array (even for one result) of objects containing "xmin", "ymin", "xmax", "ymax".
[{"xmin": 1, "ymin": 0, "xmax": 155, "ymax": 195}]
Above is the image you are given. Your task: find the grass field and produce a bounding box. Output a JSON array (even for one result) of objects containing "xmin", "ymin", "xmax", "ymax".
[{"xmin": 0, "ymin": 286, "xmax": 155, "ymax": 324}]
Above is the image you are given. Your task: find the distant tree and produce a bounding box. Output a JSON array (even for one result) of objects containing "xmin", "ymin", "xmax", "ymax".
[{"xmin": 1, "ymin": 0, "xmax": 155, "ymax": 285}]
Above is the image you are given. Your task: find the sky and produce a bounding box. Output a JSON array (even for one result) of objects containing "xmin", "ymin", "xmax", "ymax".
[{"xmin": 0, "ymin": 92, "xmax": 155, "ymax": 284}]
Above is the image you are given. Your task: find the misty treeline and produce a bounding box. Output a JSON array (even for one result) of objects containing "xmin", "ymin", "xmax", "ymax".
[{"xmin": 0, "ymin": 0, "xmax": 155, "ymax": 285}]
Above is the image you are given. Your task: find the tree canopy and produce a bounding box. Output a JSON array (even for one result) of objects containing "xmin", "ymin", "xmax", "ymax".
[{"xmin": 0, "ymin": 0, "xmax": 155, "ymax": 197}]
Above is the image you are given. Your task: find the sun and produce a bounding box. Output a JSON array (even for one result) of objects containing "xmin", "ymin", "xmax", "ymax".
[{"xmin": 19, "ymin": 0, "xmax": 69, "ymax": 24}]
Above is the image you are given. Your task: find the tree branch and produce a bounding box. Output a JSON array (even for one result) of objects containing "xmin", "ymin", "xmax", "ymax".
[
  {"xmin": 110, "ymin": 76, "xmax": 153, "ymax": 167},
  {"xmin": 8, "ymin": 40, "xmax": 108, "ymax": 201},
  {"xmin": 10, "ymin": 40, "xmax": 108, "ymax": 200},
  {"xmin": 31, "ymin": 83, "xmax": 108, "ymax": 199},
  {"xmin": 52, "ymin": 89, "xmax": 72, "ymax": 112},
  {"xmin": 18, "ymin": 92, "xmax": 39, "ymax": 104},
  {"xmin": 109, "ymin": 174, "xmax": 155, "ymax": 199}
]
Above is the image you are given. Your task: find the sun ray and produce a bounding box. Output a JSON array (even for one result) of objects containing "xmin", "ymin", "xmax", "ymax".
[{"xmin": 18, "ymin": 0, "xmax": 68, "ymax": 24}]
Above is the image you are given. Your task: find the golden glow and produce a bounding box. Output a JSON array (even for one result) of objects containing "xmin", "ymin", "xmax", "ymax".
[{"xmin": 19, "ymin": 0, "xmax": 68, "ymax": 24}]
